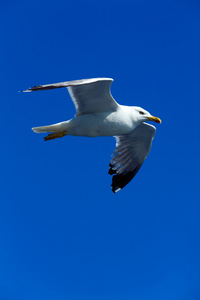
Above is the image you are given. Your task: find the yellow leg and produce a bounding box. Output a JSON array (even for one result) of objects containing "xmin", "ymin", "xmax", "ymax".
[{"xmin": 44, "ymin": 131, "xmax": 67, "ymax": 141}]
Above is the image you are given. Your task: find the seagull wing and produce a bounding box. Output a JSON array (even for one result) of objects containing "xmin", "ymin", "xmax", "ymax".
[
  {"xmin": 109, "ymin": 123, "xmax": 156, "ymax": 193},
  {"xmin": 66, "ymin": 78, "xmax": 118, "ymax": 116},
  {"xmin": 23, "ymin": 78, "xmax": 119, "ymax": 116}
]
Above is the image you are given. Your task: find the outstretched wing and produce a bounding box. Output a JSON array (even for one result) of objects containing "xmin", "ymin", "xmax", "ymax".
[
  {"xmin": 109, "ymin": 123, "xmax": 156, "ymax": 193},
  {"xmin": 22, "ymin": 78, "xmax": 119, "ymax": 116}
]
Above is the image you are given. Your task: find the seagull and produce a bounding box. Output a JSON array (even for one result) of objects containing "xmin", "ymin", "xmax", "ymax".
[{"xmin": 23, "ymin": 78, "xmax": 161, "ymax": 193}]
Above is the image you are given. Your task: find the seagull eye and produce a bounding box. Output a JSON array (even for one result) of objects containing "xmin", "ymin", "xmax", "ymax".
[{"xmin": 139, "ymin": 111, "xmax": 145, "ymax": 115}]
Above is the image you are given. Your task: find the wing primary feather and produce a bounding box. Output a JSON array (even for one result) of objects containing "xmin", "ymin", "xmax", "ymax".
[
  {"xmin": 110, "ymin": 163, "xmax": 143, "ymax": 193},
  {"xmin": 22, "ymin": 82, "xmax": 69, "ymax": 92}
]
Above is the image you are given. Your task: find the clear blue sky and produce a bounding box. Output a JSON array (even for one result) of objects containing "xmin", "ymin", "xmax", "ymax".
[{"xmin": 0, "ymin": 0, "xmax": 200, "ymax": 299}]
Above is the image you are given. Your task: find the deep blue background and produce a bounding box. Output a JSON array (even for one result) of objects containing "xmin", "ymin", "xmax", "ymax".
[{"xmin": 0, "ymin": 0, "xmax": 200, "ymax": 299}]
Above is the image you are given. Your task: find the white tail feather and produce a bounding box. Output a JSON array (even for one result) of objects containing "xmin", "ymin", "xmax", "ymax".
[{"xmin": 32, "ymin": 124, "xmax": 61, "ymax": 133}]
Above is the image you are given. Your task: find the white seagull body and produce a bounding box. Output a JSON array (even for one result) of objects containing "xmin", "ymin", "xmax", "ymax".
[{"xmin": 23, "ymin": 78, "xmax": 161, "ymax": 193}]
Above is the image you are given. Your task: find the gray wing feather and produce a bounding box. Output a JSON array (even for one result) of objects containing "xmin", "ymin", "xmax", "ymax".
[
  {"xmin": 22, "ymin": 78, "xmax": 118, "ymax": 116},
  {"xmin": 109, "ymin": 123, "xmax": 156, "ymax": 193}
]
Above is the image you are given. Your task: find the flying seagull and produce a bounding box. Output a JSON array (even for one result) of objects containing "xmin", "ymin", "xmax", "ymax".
[{"xmin": 23, "ymin": 78, "xmax": 161, "ymax": 193}]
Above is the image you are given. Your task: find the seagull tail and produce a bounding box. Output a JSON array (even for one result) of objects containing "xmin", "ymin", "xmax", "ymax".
[
  {"xmin": 32, "ymin": 122, "xmax": 69, "ymax": 141},
  {"xmin": 32, "ymin": 124, "xmax": 60, "ymax": 133},
  {"xmin": 32, "ymin": 120, "xmax": 70, "ymax": 133}
]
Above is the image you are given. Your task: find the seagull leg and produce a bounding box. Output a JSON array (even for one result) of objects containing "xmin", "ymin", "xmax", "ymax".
[{"xmin": 44, "ymin": 131, "xmax": 67, "ymax": 141}]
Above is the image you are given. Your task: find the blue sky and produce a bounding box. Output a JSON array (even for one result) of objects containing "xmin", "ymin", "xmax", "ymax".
[{"xmin": 0, "ymin": 0, "xmax": 200, "ymax": 299}]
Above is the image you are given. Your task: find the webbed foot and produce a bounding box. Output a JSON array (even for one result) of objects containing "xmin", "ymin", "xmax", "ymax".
[{"xmin": 44, "ymin": 131, "xmax": 67, "ymax": 141}]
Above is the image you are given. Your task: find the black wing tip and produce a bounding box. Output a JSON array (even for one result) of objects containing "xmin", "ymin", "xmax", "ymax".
[
  {"xmin": 110, "ymin": 173, "xmax": 133, "ymax": 193},
  {"xmin": 20, "ymin": 84, "xmax": 61, "ymax": 93},
  {"xmin": 108, "ymin": 163, "xmax": 116, "ymax": 175},
  {"xmin": 20, "ymin": 89, "xmax": 32, "ymax": 92},
  {"xmin": 20, "ymin": 86, "xmax": 41, "ymax": 92},
  {"xmin": 25, "ymin": 85, "xmax": 48, "ymax": 92},
  {"xmin": 109, "ymin": 163, "xmax": 143, "ymax": 193},
  {"xmin": 111, "ymin": 184, "xmax": 122, "ymax": 193}
]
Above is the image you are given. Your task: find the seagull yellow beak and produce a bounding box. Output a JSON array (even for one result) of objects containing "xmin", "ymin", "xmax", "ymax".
[{"xmin": 147, "ymin": 116, "xmax": 162, "ymax": 123}]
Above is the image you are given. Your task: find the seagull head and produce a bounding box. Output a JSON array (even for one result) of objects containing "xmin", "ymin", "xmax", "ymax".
[{"xmin": 133, "ymin": 107, "xmax": 162, "ymax": 124}]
